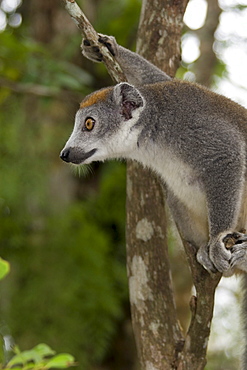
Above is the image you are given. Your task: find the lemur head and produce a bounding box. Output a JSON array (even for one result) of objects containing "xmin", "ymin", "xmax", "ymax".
[{"xmin": 60, "ymin": 82, "xmax": 145, "ymax": 164}]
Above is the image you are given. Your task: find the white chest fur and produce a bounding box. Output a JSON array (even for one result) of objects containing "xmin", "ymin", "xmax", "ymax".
[{"xmin": 131, "ymin": 145, "xmax": 207, "ymax": 221}]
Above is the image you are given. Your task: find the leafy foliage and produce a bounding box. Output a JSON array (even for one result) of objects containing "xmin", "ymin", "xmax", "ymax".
[
  {"xmin": 1, "ymin": 344, "xmax": 75, "ymax": 370},
  {"xmin": 0, "ymin": 1, "xmax": 132, "ymax": 367},
  {"xmin": 0, "ymin": 30, "xmax": 93, "ymax": 104},
  {"xmin": 0, "ymin": 259, "xmax": 10, "ymax": 281}
]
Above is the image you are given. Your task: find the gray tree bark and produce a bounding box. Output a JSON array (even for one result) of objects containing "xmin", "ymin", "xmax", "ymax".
[
  {"xmin": 194, "ymin": 0, "xmax": 222, "ymax": 86},
  {"xmin": 127, "ymin": 1, "xmax": 221, "ymax": 369},
  {"xmin": 126, "ymin": 1, "xmax": 187, "ymax": 368}
]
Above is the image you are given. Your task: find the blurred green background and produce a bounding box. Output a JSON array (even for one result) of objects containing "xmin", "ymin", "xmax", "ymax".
[
  {"xmin": 0, "ymin": 1, "xmax": 141, "ymax": 368},
  {"xmin": 0, "ymin": 0, "xmax": 247, "ymax": 369}
]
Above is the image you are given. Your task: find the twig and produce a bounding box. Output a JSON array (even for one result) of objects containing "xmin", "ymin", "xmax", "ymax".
[
  {"xmin": 178, "ymin": 240, "xmax": 221, "ymax": 369},
  {"xmin": 62, "ymin": 0, "xmax": 126, "ymax": 83}
]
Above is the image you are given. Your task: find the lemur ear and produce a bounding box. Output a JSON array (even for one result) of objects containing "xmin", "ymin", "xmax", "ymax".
[{"xmin": 113, "ymin": 83, "xmax": 145, "ymax": 120}]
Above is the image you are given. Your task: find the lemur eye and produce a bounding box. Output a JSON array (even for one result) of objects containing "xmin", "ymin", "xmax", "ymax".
[{"xmin": 84, "ymin": 117, "xmax": 95, "ymax": 131}]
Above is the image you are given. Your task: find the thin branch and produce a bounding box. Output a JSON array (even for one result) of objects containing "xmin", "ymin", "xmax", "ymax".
[
  {"xmin": 178, "ymin": 240, "xmax": 221, "ymax": 369},
  {"xmin": 62, "ymin": 0, "xmax": 126, "ymax": 83}
]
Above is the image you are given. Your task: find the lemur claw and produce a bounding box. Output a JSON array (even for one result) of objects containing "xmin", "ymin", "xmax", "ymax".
[
  {"xmin": 83, "ymin": 39, "xmax": 91, "ymax": 46},
  {"xmin": 98, "ymin": 35, "xmax": 116, "ymax": 56}
]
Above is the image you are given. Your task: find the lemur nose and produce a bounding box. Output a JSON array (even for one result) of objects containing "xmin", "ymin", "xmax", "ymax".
[{"xmin": 60, "ymin": 148, "xmax": 71, "ymax": 162}]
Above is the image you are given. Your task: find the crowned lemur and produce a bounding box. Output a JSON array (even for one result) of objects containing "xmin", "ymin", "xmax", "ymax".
[
  {"xmin": 61, "ymin": 35, "xmax": 247, "ymax": 275},
  {"xmin": 60, "ymin": 34, "xmax": 247, "ymax": 360}
]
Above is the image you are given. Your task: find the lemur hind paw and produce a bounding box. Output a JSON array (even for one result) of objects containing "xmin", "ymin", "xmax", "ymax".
[
  {"xmin": 197, "ymin": 231, "xmax": 247, "ymax": 275},
  {"xmin": 197, "ymin": 231, "xmax": 237, "ymax": 275},
  {"xmin": 223, "ymin": 231, "xmax": 247, "ymax": 249},
  {"xmin": 209, "ymin": 231, "xmax": 239, "ymax": 274},
  {"xmin": 228, "ymin": 232, "xmax": 247, "ymax": 272}
]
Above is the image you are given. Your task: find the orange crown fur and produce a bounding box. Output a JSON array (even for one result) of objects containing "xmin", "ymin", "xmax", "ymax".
[{"xmin": 80, "ymin": 87, "xmax": 111, "ymax": 109}]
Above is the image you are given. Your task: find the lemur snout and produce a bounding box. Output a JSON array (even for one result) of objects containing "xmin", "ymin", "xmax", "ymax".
[
  {"xmin": 60, "ymin": 147, "xmax": 98, "ymax": 164},
  {"xmin": 60, "ymin": 148, "xmax": 71, "ymax": 162}
]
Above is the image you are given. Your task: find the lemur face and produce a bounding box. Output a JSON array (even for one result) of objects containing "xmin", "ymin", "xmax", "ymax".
[{"xmin": 60, "ymin": 83, "xmax": 145, "ymax": 165}]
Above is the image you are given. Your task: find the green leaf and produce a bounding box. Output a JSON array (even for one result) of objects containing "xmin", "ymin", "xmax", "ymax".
[
  {"xmin": 32, "ymin": 343, "xmax": 56, "ymax": 358},
  {"xmin": 7, "ymin": 344, "xmax": 56, "ymax": 368},
  {"xmin": 0, "ymin": 258, "xmax": 10, "ymax": 280},
  {"xmin": 7, "ymin": 349, "xmax": 40, "ymax": 367},
  {"xmin": 6, "ymin": 353, "xmax": 25, "ymax": 367},
  {"xmin": 45, "ymin": 354, "xmax": 75, "ymax": 369}
]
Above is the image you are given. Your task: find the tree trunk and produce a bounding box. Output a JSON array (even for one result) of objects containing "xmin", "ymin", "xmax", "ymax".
[
  {"xmin": 194, "ymin": 0, "xmax": 222, "ymax": 86},
  {"xmin": 126, "ymin": 1, "xmax": 221, "ymax": 369},
  {"xmin": 126, "ymin": 1, "xmax": 188, "ymax": 369}
]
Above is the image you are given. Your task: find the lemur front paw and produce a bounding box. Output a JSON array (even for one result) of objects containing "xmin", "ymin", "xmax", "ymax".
[
  {"xmin": 98, "ymin": 35, "xmax": 117, "ymax": 56},
  {"xmin": 81, "ymin": 35, "xmax": 117, "ymax": 63}
]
